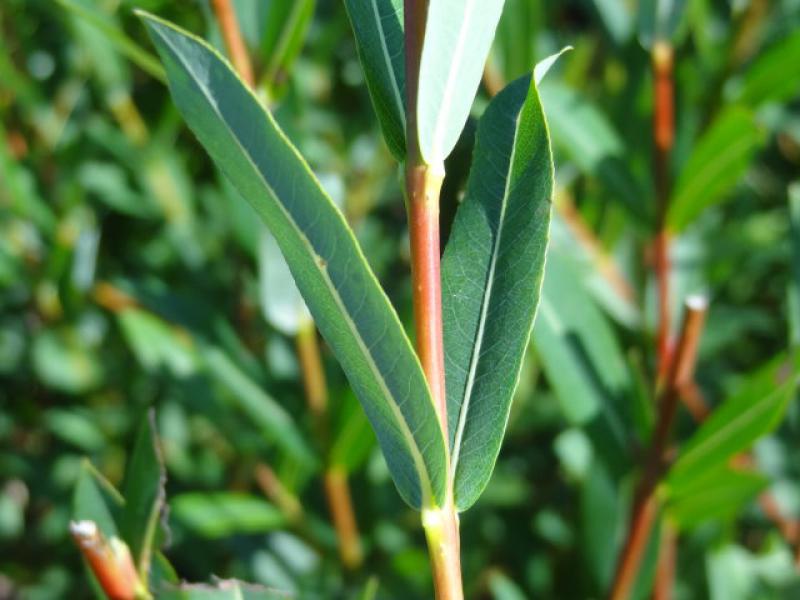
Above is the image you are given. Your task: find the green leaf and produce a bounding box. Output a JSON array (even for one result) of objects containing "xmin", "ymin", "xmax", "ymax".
[
  {"xmin": 733, "ymin": 30, "xmax": 800, "ymax": 107},
  {"xmin": 538, "ymin": 82, "xmax": 648, "ymax": 223},
  {"xmin": 200, "ymin": 345, "xmax": 315, "ymax": 467},
  {"xmin": 73, "ymin": 459, "xmax": 124, "ymax": 539},
  {"xmin": 666, "ymin": 353, "xmax": 799, "ymax": 491},
  {"xmin": 120, "ymin": 410, "xmax": 166, "ymax": 577},
  {"xmin": 417, "ymin": 0, "xmax": 506, "ymax": 167},
  {"xmin": 533, "ymin": 248, "xmax": 631, "ymax": 433},
  {"xmin": 138, "ymin": 13, "xmax": 446, "ymax": 509},
  {"xmin": 260, "ymin": 0, "xmax": 316, "ymax": 99},
  {"xmin": 57, "ymin": 0, "xmax": 166, "ymax": 83},
  {"xmin": 344, "ymin": 0, "xmax": 406, "ymax": 160},
  {"xmin": 158, "ymin": 580, "xmax": 290, "ymax": 599},
  {"xmin": 329, "ymin": 392, "xmax": 375, "ymax": 473},
  {"xmin": 171, "ymin": 493, "xmax": 284, "ymax": 539},
  {"xmin": 117, "ymin": 308, "xmax": 200, "ymax": 377},
  {"xmin": 664, "ymin": 466, "xmax": 768, "ymax": 531},
  {"xmin": 667, "ymin": 107, "xmax": 763, "ymax": 231},
  {"xmin": 442, "ymin": 73, "xmax": 552, "ymax": 510}
]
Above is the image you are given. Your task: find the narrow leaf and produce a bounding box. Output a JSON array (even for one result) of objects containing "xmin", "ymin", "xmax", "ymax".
[
  {"xmin": 533, "ymin": 248, "xmax": 631, "ymax": 434},
  {"xmin": 417, "ymin": 0, "xmax": 506, "ymax": 167},
  {"xmin": 733, "ymin": 30, "xmax": 800, "ymax": 107},
  {"xmin": 538, "ymin": 82, "xmax": 648, "ymax": 223},
  {"xmin": 667, "ymin": 107, "xmax": 763, "ymax": 231},
  {"xmin": 664, "ymin": 466, "xmax": 768, "ymax": 531},
  {"xmin": 201, "ymin": 345, "xmax": 315, "ymax": 466},
  {"xmin": 344, "ymin": 0, "xmax": 406, "ymax": 159},
  {"xmin": 138, "ymin": 13, "xmax": 446, "ymax": 509},
  {"xmin": 666, "ymin": 353, "xmax": 799, "ymax": 491},
  {"xmin": 442, "ymin": 73, "xmax": 553, "ymax": 510},
  {"xmin": 171, "ymin": 492, "xmax": 284, "ymax": 539},
  {"xmin": 120, "ymin": 410, "xmax": 166, "ymax": 577},
  {"xmin": 73, "ymin": 460, "xmax": 123, "ymax": 539}
]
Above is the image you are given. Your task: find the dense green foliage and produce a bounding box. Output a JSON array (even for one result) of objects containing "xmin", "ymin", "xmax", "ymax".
[{"xmin": 2, "ymin": 0, "xmax": 800, "ymax": 598}]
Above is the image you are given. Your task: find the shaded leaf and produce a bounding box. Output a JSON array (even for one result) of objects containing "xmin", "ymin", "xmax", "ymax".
[
  {"xmin": 201, "ymin": 345, "xmax": 315, "ymax": 467},
  {"xmin": 138, "ymin": 12, "xmax": 446, "ymax": 509},
  {"xmin": 667, "ymin": 107, "xmax": 763, "ymax": 231},
  {"xmin": 120, "ymin": 410, "xmax": 166, "ymax": 577},
  {"xmin": 344, "ymin": 0, "xmax": 406, "ymax": 159},
  {"xmin": 538, "ymin": 82, "xmax": 648, "ymax": 223},
  {"xmin": 171, "ymin": 493, "xmax": 284, "ymax": 539},
  {"xmin": 442, "ymin": 73, "xmax": 552, "ymax": 510}
]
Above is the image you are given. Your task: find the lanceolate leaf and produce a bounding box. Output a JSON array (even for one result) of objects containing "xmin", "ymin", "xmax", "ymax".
[
  {"xmin": 344, "ymin": 0, "xmax": 406, "ymax": 160},
  {"xmin": 417, "ymin": 0, "xmax": 506, "ymax": 167},
  {"xmin": 201, "ymin": 345, "xmax": 315, "ymax": 466},
  {"xmin": 138, "ymin": 13, "xmax": 446, "ymax": 509},
  {"xmin": 666, "ymin": 353, "xmax": 799, "ymax": 492},
  {"xmin": 120, "ymin": 410, "xmax": 166, "ymax": 577},
  {"xmin": 667, "ymin": 107, "xmax": 763, "ymax": 231},
  {"xmin": 442, "ymin": 73, "xmax": 553, "ymax": 510},
  {"xmin": 664, "ymin": 466, "xmax": 767, "ymax": 531},
  {"xmin": 733, "ymin": 30, "xmax": 800, "ymax": 107}
]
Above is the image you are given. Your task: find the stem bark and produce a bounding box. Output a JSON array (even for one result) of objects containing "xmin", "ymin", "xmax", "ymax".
[{"xmin": 403, "ymin": 2, "xmax": 463, "ymax": 598}]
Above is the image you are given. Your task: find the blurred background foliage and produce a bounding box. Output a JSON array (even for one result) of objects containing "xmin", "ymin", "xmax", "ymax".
[{"xmin": 1, "ymin": 0, "xmax": 800, "ymax": 598}]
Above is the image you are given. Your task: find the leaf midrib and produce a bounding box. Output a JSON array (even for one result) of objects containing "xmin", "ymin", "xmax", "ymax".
[
  {"xmin": 150, "ymin": 17, "xmax": 436, "ymax": 505},
  {"xmin": 449, "ymin": 111, "xmax": 522, "ymax": 485},
  {"xmin": 429, "ymin": 0, "xmax": 477, "ymax": 164}
]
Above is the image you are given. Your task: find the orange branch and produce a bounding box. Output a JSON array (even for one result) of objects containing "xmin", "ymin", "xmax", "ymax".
[{"xmin": 210, "ymin": 0, "xmax": 255, "ymax": 87}]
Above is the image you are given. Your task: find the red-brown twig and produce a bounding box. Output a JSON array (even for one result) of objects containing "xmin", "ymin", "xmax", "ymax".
[
  {"xmin": 652, "ymin": 40, "xmax": 675, "ymax": 380},
  {"xmin": 609, "ymin": 296, "xmax": 708, "ymax": 600},
  {"xmin": 404, "ymin": 2, "xmax": 462, "ymax": 598},
  {"xmin": 70, "ymin": 521, "xmax": 143, "ymax": 600}
]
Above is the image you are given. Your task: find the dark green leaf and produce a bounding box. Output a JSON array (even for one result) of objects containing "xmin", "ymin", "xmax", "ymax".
[
  {"xmin": 201, "ymin": 345, "xmax": 315, "ymax": 466},
  {"xmin": 344, "ymin": 0, "xmax": 406, "ymax": 160},
  {"xmin": 73, "ymin": 459, "xmax": 123, "ymax": 539},
  {"xmin": 442, "ymin": 73, "xmax": 552, "ymax": 510},
  {"xmin": 138, "ymin": 13, "xmax": 446, "ymax": 509},
  {"xmin": 120, "ymin": 410, "xmax": 166, "ymax": 577},
  {"xmin": 664, "ymin": 466, "xmax": 768, "ymax": 531}
]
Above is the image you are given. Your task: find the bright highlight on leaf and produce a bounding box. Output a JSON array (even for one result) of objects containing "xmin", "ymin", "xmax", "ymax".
[{"xmin": 417, "ymin": 0, "xmax": 506, "ymax": 167}]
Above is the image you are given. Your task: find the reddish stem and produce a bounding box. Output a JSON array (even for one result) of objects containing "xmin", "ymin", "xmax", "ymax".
[
  {"xmin": 404, "ymin": 3, "xmax": 462, "ymax": 598},
  {"xmin": 609, "ymin": 298, "xmax": 708, "ymax": 600},
  {"xmin": 653, "ymin": 40, "xmax": 675, "ymax": 380},
  {"xmin": 407, "ymin": 165, "xmax": 447, "ymax": 425},
  {"xmin": 210, "ymin": 0, "xmax": 255, "ymax": 87}
]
